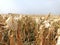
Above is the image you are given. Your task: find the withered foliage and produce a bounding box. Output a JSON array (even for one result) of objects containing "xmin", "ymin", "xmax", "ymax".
[{"xmin": 0, "ymin": 14, "xmax": 60, "ymax": 45}]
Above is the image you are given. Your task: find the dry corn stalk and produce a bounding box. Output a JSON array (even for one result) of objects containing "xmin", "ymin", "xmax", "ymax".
[
  {"xmin": 16, "ymin": 19, "xmax": 23, "ymax": 45},
  {"xmin": 9, "ymin": 34, "xmax": 15, "ymax": 45}
]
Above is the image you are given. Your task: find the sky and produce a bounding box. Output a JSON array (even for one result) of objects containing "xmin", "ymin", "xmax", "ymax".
[{"xmin": 0, "ymin": 0, "xmax": 60, "ymax": 14}]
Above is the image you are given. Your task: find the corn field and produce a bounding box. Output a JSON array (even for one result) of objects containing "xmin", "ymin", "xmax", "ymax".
[{"xmin": 0, "ymin": 14, "xmax": 60, "ymax": 45}]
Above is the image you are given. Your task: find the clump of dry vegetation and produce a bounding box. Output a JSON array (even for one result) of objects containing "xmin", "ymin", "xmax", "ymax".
[{"xmin": 0, "ymin": 13, "xmax": 60, "ymax": 45}]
